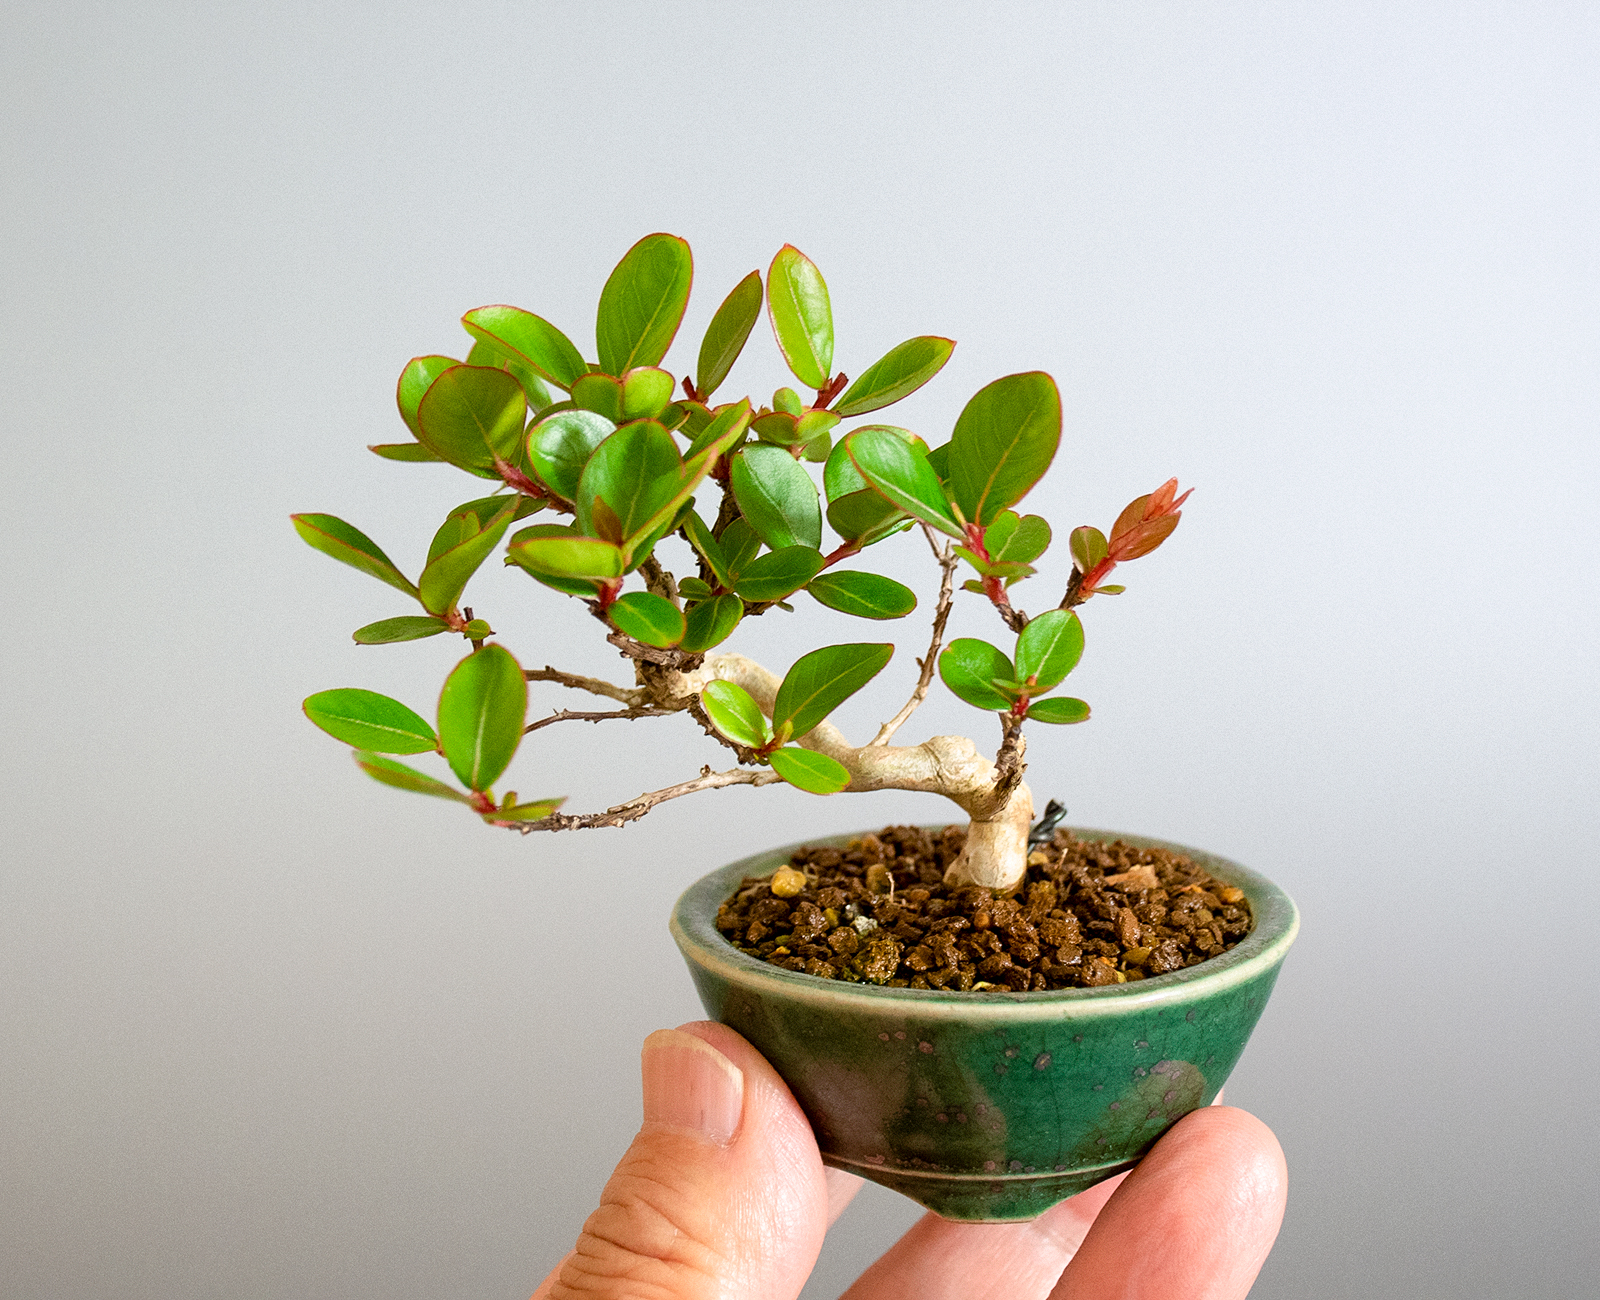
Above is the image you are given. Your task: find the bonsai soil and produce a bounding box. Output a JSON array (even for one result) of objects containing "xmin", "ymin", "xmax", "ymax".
[{"xmin": 715, "ymin": 825, "xmax": 1254, "ymax": 991}]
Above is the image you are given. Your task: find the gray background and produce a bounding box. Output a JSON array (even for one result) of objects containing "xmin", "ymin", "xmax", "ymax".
[{"xmin": 3, "ymin": 2, "xmax": 1596, "ymax": 1296}]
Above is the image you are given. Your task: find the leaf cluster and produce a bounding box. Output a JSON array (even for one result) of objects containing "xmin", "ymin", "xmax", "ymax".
[{"xmin": 293, "ymin": 234, "xmax": 1190, "ymax": 826}]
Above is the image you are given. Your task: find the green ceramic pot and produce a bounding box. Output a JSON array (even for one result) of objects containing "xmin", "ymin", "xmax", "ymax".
[{"xmin": 670, "ymin": 827, "xmax": 1298, "ymax": 1223}]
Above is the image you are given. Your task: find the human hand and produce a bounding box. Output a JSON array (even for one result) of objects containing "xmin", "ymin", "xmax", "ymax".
[{"xmin": 531, "ymin": 1021, "xmax": 1286, "ymax": 1300}]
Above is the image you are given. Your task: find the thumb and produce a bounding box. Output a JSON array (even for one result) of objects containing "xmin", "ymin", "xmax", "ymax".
[{"xmin": 533, "ymin": 1022, "xmax": 831, "ymax": 1300}]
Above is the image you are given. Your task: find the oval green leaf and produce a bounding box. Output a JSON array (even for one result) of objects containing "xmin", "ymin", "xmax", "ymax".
[
  {"xmin": 947, "ymin": 372, "xmax": 1062, "ymax": 526},
  {"xmin": 1069, "ymin": 525, "xmax": 1109, "ymax": 572},
  {"xmin": 680, "ymin": 511, "xmax": 731, "ymax": 587},
  {"xmin": 352, "ymin": 615, "xmax": 450, "ymax": 644},
  {"xmin": 825, "ymin": 488, "xmax": 904, "ymax": 543},
  {"xmin": 845, "ymin": 427, "xmax": 963, "ymax": 537},
  {"xmin": 768, "ymin": 746, "xmax": 851, "ymax": 794},
  {"xmin": 506, "ymin": 532, "xmax": 624, "ymax": 580},
  {"xmin": 491, "ymin": 797, "xmax": 568, "ymax": 823},
  {"xmin": 702, "ymin": 679, "xmax": 769, "ymax": 749},
  {"xmin": 437, "ymin": 644, "xmax": 527, "ymax": 792},
  {"xmin": 415, "ymin": 365, "xmax": 527, "ymax": 472},
  {"xmin": 354, "ymin": 752, "xmax": 470, "ymax": 801},
  {"xmin": 526, "ymin": 409, "xmax": 615, "ymax": 502},
  {"xmin": 986, "ymin": 511, "xmax": 1052, "ymax": 565},
  {"xmin": 608, "ymin": 591, "xmax": 686, "ymax": 648},
  {"xmin": 773, "ymin": 642, "xmax": 894, "ymax": 739},
  {"xmin": 620, "ymin": 366, "xmax": 675, "ymax": 420},
  {"xmin": 304, "ymin": 689, "xmax": 437, "ymax": 754},
  {"xmin": 718, "ymin": 517, "xmax": 762, "ymax": 578},
  {"xmin": 575, "ymin": 420, "xmax": 682, "ymax": 542},
  {"xmin": 1026, "ymin": 696, "xmax": 1090, "ymax": 724},
  {"xmin": 729, "ymin": 444, "xmax": 822, "ymax": 551},
  {"xmin": 397, "ymin": 354, "xmax": 459, "ymax": 436},
  {"xmin": 696, "ymin": 270, "xmax": 763, "ymax": 399},
  {"xmin": 938, "ymin": 638, "xmax": 1015, "ymax": 711},
  {"xmin": 806, "ymin": 571, "xmax": 917, "ymax": 619},
  {"xmin": 767, "ymin": 244, "xmax": 833, "ymax": 390},
  {"xmin": 465, "ymin": 337, "xmax": 555, "ymax": 410},
  {"xmin": 418, "ymin": 499, "xmax": 518, "ymax": 616},
  {"xmin": 834, "ymin": 336, "xmax": 955, "ymax": 417},
  {"xmin": 1014, "ymin": 609, "xmax": 1084, "ymax": 692},
  {"xmin": 596, "ymin": 233, "xmax": 693, "ymax": 376},
  {"xmin": 732, "ymin": 545, "xmax": 825, "ymax": 603},
  {"xmin": 571, "ymin": 373, "xmax": 624, "ymax": 423},
  {"xmin": 462, "ymin": 305, "xmax": 588, "ymax": 392},
  {"xmin": 681, "ymin": 593, "xmax": 743, "ymax": 652},
  {"xmin": 291, "ymin": 514, "xmax": 417, "ymax": 598}
]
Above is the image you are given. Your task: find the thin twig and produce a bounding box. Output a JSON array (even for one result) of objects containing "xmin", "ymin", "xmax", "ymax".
[
  {"xmin": 524, "ymin": 666, "xmax": 646, "ymax": 706},
  {"xmin": 523, "ymin": 706, "xmax": 674, "ymax": 735},
  {"xmin": 510, "ymin": 765, "xmax": 784, "ymax": 833},
  {"xmin": 639, "ymin": 554, "xmax": 679, "ymax": 605},
  {"xmin": 870, "ymin": 527, "xmax": 958, "ymax": 746}
]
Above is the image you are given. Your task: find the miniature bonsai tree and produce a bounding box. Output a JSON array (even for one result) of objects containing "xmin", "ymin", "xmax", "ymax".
[{"xmin": 294, "ymin": 235, "xmax": 1188, "ymax": 892}]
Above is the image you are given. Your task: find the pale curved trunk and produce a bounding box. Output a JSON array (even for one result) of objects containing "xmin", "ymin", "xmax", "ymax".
[{"xmin": 664, "ymin": 654, "xmax": 1034, "ymax": 892}]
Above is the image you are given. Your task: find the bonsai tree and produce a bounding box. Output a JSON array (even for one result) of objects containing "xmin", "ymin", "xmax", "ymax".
[{"xmin": 294, "ymin": 235, "xmax": 1188, "ymax": 893}]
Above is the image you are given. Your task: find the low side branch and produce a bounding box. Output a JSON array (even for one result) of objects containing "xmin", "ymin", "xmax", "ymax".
[
  {"xmin": 870, "ymin": 527, "xmax": 957, "ymax": 746},
  {"xmin": 525, "ymin": 666, "xmax": 647, "ymax": 706},
  {"xmin": 511, "ymin": 765, "xmax": 783, "ymax": 832},
  {"xmin": 523, "ymin": 706, "xmax": 674, "ymax": 735}
]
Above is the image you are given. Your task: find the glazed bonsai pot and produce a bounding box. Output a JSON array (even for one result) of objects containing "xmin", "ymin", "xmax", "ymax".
[{"xmin": 670, "ymin": 826, "xmax": 1298, "ymax": 1223}]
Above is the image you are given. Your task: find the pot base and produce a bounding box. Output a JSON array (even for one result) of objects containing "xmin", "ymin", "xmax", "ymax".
[{"xmin": 822, "ymin": 1153, "xmax": 1136, "ymax": 1223}]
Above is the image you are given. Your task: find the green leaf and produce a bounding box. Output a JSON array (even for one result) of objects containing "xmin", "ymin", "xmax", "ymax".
[
  {"xmin": 845, "ymin": 426, "xmax": 963, "ymax": 537},
  {"xmin": 774, "ymin": 387, "xmax": 803, "ymax": 417},
  {"xmin": 462, "ymin": 305, "xmax": 588, "ymax": 392},
  {"xmin": 683, "ymin": 398, "xmax": 754, "ymax": 464},
  {"xmin": 1026, "ymin": 696, "xmax": 1091, "ymax": 724},
  {"xmin": 730, "ymin": 444, "xmax": 822, "ymax": 551},
  {"xmin": 806, "ymin": 570, "xmax": 917, "ymax": 619},
  {"xmin": 353, "ymin": 615, "xmax": 450, "ymax": 644},
  {"xmin": 1096, "ymin": 585, "xmax": 1126, "ymax": 595},
  {"xmin": 752, "ymin": 409, "xmax": 799, "ymax": 444},
  {"xmin": 1013, "ymin": 609, "xmax": 1084, "ymax": 692},
  {"xmin": 369, "ymin": 442, "xmax": 443, "ymax": 463},
  {"xmin": 466, "ymin": 337, "xmax": 555, "ymax": 410},
  {"xmin": 397, "ymin": 354, "xmax": 459, "ymax": 436},
  {"xmin": 677, "ymin": 576, "xmax": 714, "ymax": 600},
  {"xmin": 425, "ymin": 495, "xmax": 520, "ymax": 564},
  {"xmin": 825, "ymin": 489, "xmax": 904, "ymax": 543},
  {"xmin": 620, "ymin": 367, "xmax": 675, "ymax": 420},
  {"xmin": 986, "ymin": 511, "xmax": 1052, "ymax": 565},
  {"xmin": 925, "ymin": 442, "xmax": 950, "ymax": 482},
  {"xmin": 768, "ymin": 746, "xmax": 851, "ymax": 794},
  {"xmin": 947, "ymin": 372, "xmax": 1062, "ymax": 525},
  {"xmin": 415, "ymin": 365, "xmax": 527, "ymax": 473},
  {"xmin": 354, "ymin": 751, "xmax": 470, "ymax": 801},
  {"xmin": 418, "ymin": 498, "xmax": 519, "ymax": 616},
  {"xmin": 681, "ymin": 593, "xmax": 743, "ymax": 652},
  {"xmin": 571, "ymin": 373, "xmax": 624, "ymax": 423},
  {"xmin": 608, "ymin": 591, "xmax": 686, "ymax": 647},
  {"xmin": 680, "ymin": 511, "xmax": 731, "ymax": 587},
  {"xmin": 437, "ymin": 644, "xmax": 527, "ymax": 792},
  {"xmin": 596, "ymin": 233, "xmax": 693, "ymax": 375},
  {"xmin": 575, "ymin": 420, "xmax": 682, "ymax": 542},
  {"xmin": 621, "ymin": 404, "xmax": 751, "ymax": 563},
  {"xmin": 719, "ymin": 518, "xmax": 762, "ymax": 578},
  {"xmin": 733, "ymin": 546, "xmax": 825, "ymax": 603},
  {"xmin": 773, "ymin": 642, "xmax": 893, "ymax": 739},
  {"xmin": 490, "ymin": 798, "xmax": 568, "ymax": 823},
  {"xmin": 938, "ymin": 638, "xmax": 1015, "ymax": 710},
  {"xmin": 834, "ymin": 336, "xmax": 955, "ymax": 417},
  {"xmin": 696, "ymin": 270, "xmax": 763, "ymax": 399},
  {"xmin": 506, "ymin": 531, "xmax": 624, "ymax": 579},
  {"xmin": 304, "ymin": 689, "xmax": 438, "ymax": 754},
  {"xmin": 702, "ymin": 680, "xmax": 769, "ymax": 749},
  {"xmin": 526, "ymin": 409, "xmax": 615, "ymax": 502},
  {"xmin": 766, "ymin": 244, "xmax": 833, "ymax": 389},
  {"xmin": 1069, "ymin": 525, "xmax": 1109, "ymax": 572},
  {"xmin": 291, "ymin": 514, "xmax": 417, "ymax": 597}
]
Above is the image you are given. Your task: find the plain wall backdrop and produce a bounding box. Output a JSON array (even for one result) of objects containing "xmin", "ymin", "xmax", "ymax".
[{"xmin": 2, "ymin": 2, "xmax": 1596, "ymax": 1297}]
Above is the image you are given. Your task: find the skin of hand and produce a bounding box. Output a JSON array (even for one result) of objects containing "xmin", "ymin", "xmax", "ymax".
[{"xmin": 531, "ymin": 1021, "xmax": 1287, "ymax": 1300}]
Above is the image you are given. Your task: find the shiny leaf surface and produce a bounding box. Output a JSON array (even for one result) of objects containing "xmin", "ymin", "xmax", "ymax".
[
  {"xmin": 805, "ymin": 571, "xmax": 917, "ymax": 619},
  {"xmin": 773, "ymin": 642, "xmax": 893, "ymax": 739},
  {"xmin": 696, "ymin": 270, "xmax": 763, "ymax": 398},
  {"xmin": 292, "ymin": 514, "xmax": 417, "ymax": 597},
  {"xmin": 768, "ymin": 746, "xmax": 850, "ymax": 794},
  {"xmin": 946, "ymin": 372, "xmax": 1062, "ymax": 525},
  {"xmin": 702, "ymin": 680, "xmax": 769, "ymax": 749},
  {"xmin": 938, "ymin": 638, "xmax": 1015, "ymax": 711},
  {"xmin": 462, "ymin": 305, "xmax": 588, "ymax": 391},
  {"xmin": 845, "ymin": 426, "xmax": 962, "ymax": 537},
  {"xmin": 354, "ymin": 752, "xmax": 469, "ymax": 801},
  {"xmin": 730, "ymin": 444, "xmax": 822, "ymax": 551},
  {"xmin": 304, "ymin": 689, "xmax": 437, "ymax": 754},
  {"xmin": 1013, "ymin": 609, "xmax": 1084, "ymax": 691},
  {"xmin": 732, "ymin": 545, "xmax": 825, "ymax": 602},
  {"xmin": 834, "ymin": 336, "xmax": 954, "ymax": 417},
  {"xmin": 437, "ymin": 644, "xmax": 526, "ymax": 792},
  {"xmin": 608, "ymin": 591, "xmax": 686, "ymax": 648},
  {"xmin": 596, "ymin": 233, "xmax": 693, "ymax": 375},
  {"xmin": 766, "ymin": 244, "xmax": 833, "ymax": 389}
]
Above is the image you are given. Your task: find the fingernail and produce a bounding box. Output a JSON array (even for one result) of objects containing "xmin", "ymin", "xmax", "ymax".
[{"xmin": 641, "ymin": 1028, "xmax": 745, "ymax": 1146}]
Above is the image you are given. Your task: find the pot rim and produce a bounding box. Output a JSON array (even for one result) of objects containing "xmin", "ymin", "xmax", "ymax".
[{"xmin": 671, "ymin": 825, "xmax": 1299, "ymax": 1023}]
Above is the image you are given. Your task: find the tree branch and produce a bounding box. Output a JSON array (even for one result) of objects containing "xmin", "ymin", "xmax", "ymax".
[
  {"xmin": 524, "ymin": 666, "xmax": 647, "ymax": 706},
  {"xmin": 990, "ymin": 712, "xmax": 1028, "ymax": 808},
  {"xmin": 870, "ymin": 527, "xmax": 957, "ymax": 746},
  {"xmin": 509, "ymin": 765, "xmax": 783, "ymax": 832},
  {"xmin": 523, "ymin": 706, "xmax": 674, "ymax": 735}
]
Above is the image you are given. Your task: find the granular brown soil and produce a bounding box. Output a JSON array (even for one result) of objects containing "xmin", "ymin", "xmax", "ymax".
[{"xmin": 715, "ymin": 825, "xmax": 1253, "ymax": 991}]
